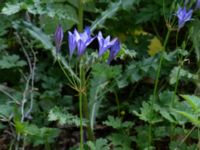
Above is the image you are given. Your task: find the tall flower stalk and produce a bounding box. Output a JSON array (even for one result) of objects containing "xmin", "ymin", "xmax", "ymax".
[
  {"xmin": 79, "ymin": 61, "xmax": 84, "ymax": 150},
  {"xmin": 149, "ymin": 27, "xmax": 171, "ymax": 149},
  {"xmin": 78, "ymin": 1, "xmax": 85, "ymax": 149},
  {"xmin": 54, "ymin": 5, "xmax": 121, "ymax": 148}
]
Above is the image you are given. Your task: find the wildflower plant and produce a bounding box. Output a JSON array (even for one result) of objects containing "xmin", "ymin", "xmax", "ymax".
[
  {"xmin": 54, "ymin": 24, "xmax": 121, "ymax": 149},
  {"xmin": 2, "ymin": 0, "xmax": 200, "ymax": 149}
]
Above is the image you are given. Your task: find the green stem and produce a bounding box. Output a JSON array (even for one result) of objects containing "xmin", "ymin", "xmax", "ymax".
[
  {"xmin": 45, "ymin": 139, "xmax": 51, "ymax": 150},
  {"xmin": 83, "ymin": 93, "xmax": 95, "ymax": 141},
  {"xmin": 79, "ymin": 93, "xmax": 83, "ymax": 150},
  {"xmin": 58, "ymin": 59, "xmax": 76, "ymax": 87},
  {"xmin": 170, "ymin": 31, "xmax": 183, "ymax": 140},
  {"xmin": 148, "ymin": 123, "xmax": 152, "ymax": 149},
  {"xmin": 80, "ymin": 62, "xmax": 94, "ymax": 142},
  {"xmin": 114, "ymin": 92, "xmax": 120, "ymax": 117},
  {"xmin": 78, "ymin": 0, "xmax": 94, "ymax": 140},
  {"xmin": 172, "ymin": 66, "xmax": 181, "ymax": 106},
  {"xmin": 180, "ymin": 126, "xmax": 195, "ymax": 147},
  {"xmin": 79, "ymin": 63, "xmax": 84, "ymax": 150},
  {"xmin": 175, "ymin": 31, "xmax": 179, "ymax": 48},
  {"xmin": 149, "ymin": 30, "xmax": 171, "ymax": 148},
  {"xmin": 170, "ymin": 66, "xmax": 181, "ymax": 141},
  {"xmin": 78, "ymin": 0, "xmax": 83, "ymax": 32},
  {"xmin": 153, "ymin": 30, "xmax": 171, "ymax": 102},
  {"xmin": 170, "ymin": 65, "xmax": 182, "ymax": 140},
  {"xmin": 151, "ymin": 21, "xmax": 161, "ymax": 41}
]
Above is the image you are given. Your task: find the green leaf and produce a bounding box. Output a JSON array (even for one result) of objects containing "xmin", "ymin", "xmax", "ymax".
[
  {"xmin": 134, "ymin": 125, "xmax": 153, "ymax": 149},
  {"xmin": 2, "ymin": 3, "xmax": 22, "ymax": 15},
  {"xmin": 89, "ymin": 64, "xmax": 121, "ymax": 130},
  {"xmin": 48, "ymin": 106, "xmax": 85, "ymax": 126},
  {"xmin": 21, "ymin": 21, "xmax": 53, "ymax": 49},
  {"xmin": 0, "ymin": 55, "xmax": 26, "ymax": 69},
  {"xmin": 152, "ymin": 91, "xmax": 177, "ymax": 122},
  {"xmin": 180, "ymin": 95, "xmax": 200, "ymax": 112},
  {"xmin": 190, "ymin": 20, "xmax": 200, "ymax": 63},
  {"xmin": 174, "ymin": 110, "xmax": 200, "ymax": 127},
  {"xmin": 170, "ymin": 141, "xmax": 196, "ymax": 150},
  {"xmin": 87, "ymin": 138, "xmax": 109, "ymax": 150},
  {"xmin": 103, "ymin": 115, "xmax": 134, "ymax": 129},
  {"xmin": 91, "ymin": 0, "xmax": 121, "ymax": 31},
  {"xmin": 103, "ymin": 116, "xmax": 122, "ymax": 129},
  {"xmin": 15, "ymin": 121, "xmax": 60, "ymax": 146},
  {"xmin": 14, "ymin": 21, "xmax": 80, "ymax": 83},
  {"xmin": 121, "ymin": 0, "xmax": 140, "ymax": 10},
  {"xmin": 0, "ymin": 104, "xmax": 13, "ymax": 119},
  {"xmin": 135, "ymin": 4, "xmax": 160, "ymax": 24},
  {"xmin": 133, "ymin": 101, "xmax": 162, "ymax": 124},
  {"xmin": 169, "ymin": 66, "xmax": 198, "ymax": 85},
  {"xmin": 108, "ymin": 133, "xmax": 132, "ymax": 150}
]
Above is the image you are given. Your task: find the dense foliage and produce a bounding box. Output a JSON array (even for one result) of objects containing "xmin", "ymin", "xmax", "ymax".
[{"xmin": 0, "ymin": 0, "xmax": 200, "ymax": 149}]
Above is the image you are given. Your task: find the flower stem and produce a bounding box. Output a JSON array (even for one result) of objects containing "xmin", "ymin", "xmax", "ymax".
[
  {"xmin": 77, "ymin": 1, "xmax": 85, "ymax": 146},
  {"xmin": 149, "ymin": 30, "xmax": 171, "ymax": 147},
  {"xmin": 79, "ymin": 63, "xmax": 84, "ymax": 150},
  {"xmin": 153, "ymin": 30, "xmax": 171, "ymax": 102},
  {"xmin": 79, "ymin": 61, "xmax": 94, "ymax": 143},
  {"xmin": 83, "ymin": 93, "xmax": 95, "ymax": 141},
  {"xmin": 148, "ymin": 123, "xmax": 152, "ymax": 149}
]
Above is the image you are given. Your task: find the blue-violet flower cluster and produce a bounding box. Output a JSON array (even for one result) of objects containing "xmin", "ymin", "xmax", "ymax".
[{"xmin": 54, "ymin": 26, "xmax": 121, "ymax": 64}]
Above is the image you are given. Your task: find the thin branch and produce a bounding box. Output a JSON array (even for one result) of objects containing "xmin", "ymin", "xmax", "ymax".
[{"xmin": 24, "ymin": 38, "xmax": 37, "ymax": 118}]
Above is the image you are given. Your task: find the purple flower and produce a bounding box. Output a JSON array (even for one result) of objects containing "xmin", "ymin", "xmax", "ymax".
[
  {"xmin": 196, "ymin": 0, "xmax": 200, "ymax": 9},
  {"xmin": 107, "ymin": 38, "xmax": 121, "ymax": 64},
  {"xmin": 176, "ymin": 6, "xmax": 193, "ymax": 29},
  {"xmin": 74, "ymin": 27, "xmax": 95, "ymax": 57},
  {"xmin": 54, "ymin": 25, "xmax": 64, "ymax": 53},
  {"xmin": 68, "ymin": 30, "xmax": 77, "ymax": 57},
  {"xmin": 97, "ymin": 31, "xmax": 116, "ymax": 57}
]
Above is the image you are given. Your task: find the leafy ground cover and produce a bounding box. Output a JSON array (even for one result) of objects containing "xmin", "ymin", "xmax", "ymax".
[{"xmin": 0, "ymin": 0, "xmax": 200, "ymax": 150}]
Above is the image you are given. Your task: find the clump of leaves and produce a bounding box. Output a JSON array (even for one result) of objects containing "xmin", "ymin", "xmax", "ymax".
[
  {"xmin": 15, "ymin": 120, "xmax": 60, "ymax": 146},
  {"xmin": 102, "ymin": 115, "xmax": 134, "ymax": 150},
  {"xmin": 48, "ymin": 106, "xmax": 85, "ymax": 127}
]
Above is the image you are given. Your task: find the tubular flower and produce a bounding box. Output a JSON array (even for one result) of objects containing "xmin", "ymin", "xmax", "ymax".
[
  {"xmin": 196, "ymin": 0, "xmax": 200, "ymax": 9},
  {"xmin": 107, "ymin": 38, "xmax": 121, "ymax": 64},
  {"xmin": 176, "ymin": 6, "xmax": 193, "ymax": 29},
  {"xmin": 54, "ymin": 25, "xmax": 64, "ymax": 53},
  {"xmin": 74, "ymin": 27, "xmax": 95, "ymax": 57},
  {"xmin": 97, "ymin": 31, "xmax": 116, "ymax": 57},
  {"xmin": 68, "ymin": 30, "xmax": 77, "ymax": 57}
]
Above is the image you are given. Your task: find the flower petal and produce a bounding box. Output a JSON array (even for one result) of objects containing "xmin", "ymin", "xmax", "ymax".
[{"xmin": 54, "ymin": 25, "xmax": 64, "ymax": 53}]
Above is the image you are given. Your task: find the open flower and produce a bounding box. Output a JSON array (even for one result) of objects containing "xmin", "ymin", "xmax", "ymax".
[
  {"xmin": 107, "ymin": 38, "xmax": 121, "ymax": 64},
  {"xmin": 97, "ymin": 31, "xmax": 116, "ymax": 57},
  {"xmin": 74, "ymin": 27, "xmax": 95, "ymax": 57},
  {"xmin": 176, "ymin": 6, "xmax": 193, "ymax": 30},
  {"xmin": 54, "ymin": 25, "xmax": 64, "ymax": 53}
]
